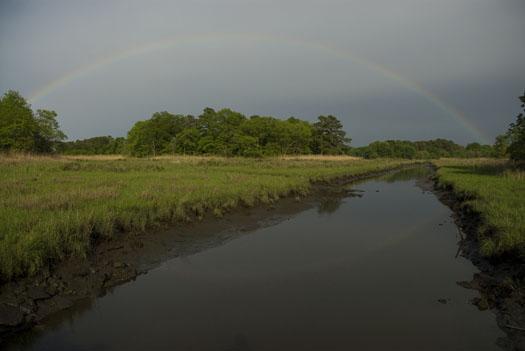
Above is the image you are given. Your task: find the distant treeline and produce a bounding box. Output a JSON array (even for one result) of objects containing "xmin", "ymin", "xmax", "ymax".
[
  {"xmin": 349, "ymin": 139, "xmax": 496, "ymax": 159},
  {"xmin": 58, "ymin": 108, "xmax": 352, "ymax": 157},
  {"xmin": 58, "ymin": 136, "xmax": 126, "ymax": 155},
  {"xmin": 2, "ymin": 89, "xmax": 524, "ymax": 160}
]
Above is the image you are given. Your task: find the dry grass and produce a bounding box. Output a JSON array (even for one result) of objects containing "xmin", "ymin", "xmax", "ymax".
[
  {"xmin": 278, "ymin": 155, "xmax": 362, "ymax": 161},
  {"xmin": 62, "ymin": 154, "xmax": 127, "ymax": 161},
  {"xmin": 0, "ymin": 152, "xmax": 65, "ymax": 164}
]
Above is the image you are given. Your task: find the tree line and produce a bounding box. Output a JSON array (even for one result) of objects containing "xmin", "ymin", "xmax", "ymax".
[
  {"xmin": 350, "ymin": 139, "xmax": 496, "ymax": 159},
  {"xmin": 124, "ymin": 109, "xmax": 350, "ymax": 157},
  {"xmin": 0, "ymin": 90, "xmax": 66, "ymax": 153},
  {"xmin": 1, "ymin": 89, "xmax": 524, "ymax": 161}
]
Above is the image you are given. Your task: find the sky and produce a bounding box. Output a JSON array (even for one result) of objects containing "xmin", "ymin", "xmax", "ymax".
[{"xmin": 0, "ymin": 0, "xmax": 524, "ymax": 145}]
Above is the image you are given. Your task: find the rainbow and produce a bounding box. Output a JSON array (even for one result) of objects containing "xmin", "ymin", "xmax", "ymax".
[{"xmin": 28, "ymin": 32, "xmax": 490, "ymax": 143}]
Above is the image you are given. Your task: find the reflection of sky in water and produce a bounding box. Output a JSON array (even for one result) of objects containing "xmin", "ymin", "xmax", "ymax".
[{"xmin": 7, "ymin": 176, "xmax": 503, "ymax": 351}]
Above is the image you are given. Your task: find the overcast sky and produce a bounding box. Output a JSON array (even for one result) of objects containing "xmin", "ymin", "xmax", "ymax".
[{"xmin": 1, "ymin": 0, "xmax": 523, "ymax": 145}]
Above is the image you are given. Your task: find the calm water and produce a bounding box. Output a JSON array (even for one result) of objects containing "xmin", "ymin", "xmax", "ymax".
[{"xmin": 7, "ymin": 172, "xmax": 504, "ymax": 350}]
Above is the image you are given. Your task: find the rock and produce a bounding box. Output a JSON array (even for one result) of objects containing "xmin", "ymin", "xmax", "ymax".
[
  {"xmin": 35, "ymin": 296, "xmax": 73, "ymax": 320},
  {"xmin": 437, "ymin": 298, "xmax": 448, "ymax": 304},
  {"xmin": 471, "ymin": 296, "xmax": 490, "ymax": 311},
  {"xmin": 76, "ymin": 267, "xmax": 91, "ymax": 277},
  {"xmin": 514, "ymin": 339, "xmax": 525, "ymax": 351},
  {"xmin": 113, "ymin": 262, "xmax": 127, "ymax": 269},
  {"xmin": 0, "ymin": 304, "xmax": 24, "ymax": 327},
  {"xmin": 26, "ymin": 286, "xmax": 50, "ymax": 300},
  {"xmin": 457, "ymin": 280, "xmax": 480, "ymax": 290}
]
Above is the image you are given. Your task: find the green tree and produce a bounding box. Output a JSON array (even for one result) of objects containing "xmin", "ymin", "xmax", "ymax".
[
  {"xmin": 126, "ymin": 112, "xmax": 195, "ymax": 156},
  {"xmin": 197, "ymin": 108, "xmax": 246, "ymax": 155},
  {"xmin": 241, "ymin": 116, "xmax": 280, "ymax": 153},
  {"xmin": 493, "ymin": 134, "xmax": 510, "ymax": 158},
  {"xmin": 34, "ymin": 109, "xmax": 67, "ymax": 152},
  {"xmin": 311, "ymin": 115, "xmax": 351, "ymax": 154},
  {"xmin": 465, "ymin": 142, "xmax": 494, "ymax": 158},
  {"xmin": 0, "ymin": 90, "xmax": 38, "ymax": 151},
  {"xmin": 173, "ymin": 127, "xmax": 200, "ymax": 154},
  {"xmin": 507, "ymin": 91, "xmax": 525, "ymax": 162},
  {"xmin": 231, "ymin": 133, "xmax": 261, "ymax": 157},
  {"xmin": 58, "ymin": 136, "xmax": 124, "ymax": 155},
  {"xmin": 198, "ymin": 135, "xmax": 225, "ymax": 154},
  {"xmin": 278, "ymin": 118, "xmax": 313, "ymax": 154}
]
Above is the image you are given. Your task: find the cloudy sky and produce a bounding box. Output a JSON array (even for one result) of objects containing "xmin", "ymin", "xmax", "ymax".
[{"xmin": 1, "ymin": 0, "xmax": 523, "ymax": 145}]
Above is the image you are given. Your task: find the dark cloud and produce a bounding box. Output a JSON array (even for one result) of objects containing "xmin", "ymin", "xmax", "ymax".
[{"xmin": 0, "ymin": 0, "xmax": 523, "ymax": 144}]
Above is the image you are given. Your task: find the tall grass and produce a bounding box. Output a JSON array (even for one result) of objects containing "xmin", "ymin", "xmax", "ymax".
[
  {"xmin": 434, "ymin": 158, "xmax": 525, "ymax": 257},
  {"xmin": 0, "ymin": 155, "xmax": 412, "ymax": 280}
]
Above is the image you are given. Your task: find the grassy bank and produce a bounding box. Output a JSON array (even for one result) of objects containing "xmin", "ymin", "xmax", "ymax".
[
  {"xmin": 0, "ymin": 155, "xmax": 411, "ymax": 280},
  {"xmin": 434, "ymin": 158, "xmax": 525, "ymax": 257}
]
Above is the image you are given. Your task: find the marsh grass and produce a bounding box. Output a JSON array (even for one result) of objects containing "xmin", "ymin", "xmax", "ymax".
[
  {"xmin": 0, "ymin": 155, "xmax": 411, "ymax": 280},
  {"xmin": 434, "ymin": 158, "xmax": 525, "ymax": 257}
]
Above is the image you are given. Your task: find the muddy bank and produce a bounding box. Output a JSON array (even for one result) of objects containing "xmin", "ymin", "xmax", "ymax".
[
  {"xmin": 432, "ymin": 176, "xmax": 525, "ymax": 351},
  {"xmin": 0, "ymin": 166, "xmax": 411, "ymax": 344}
]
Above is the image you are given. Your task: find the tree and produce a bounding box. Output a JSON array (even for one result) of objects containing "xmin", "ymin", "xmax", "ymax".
[
  {"xmin": 0, "ymin": 90, "xmax": 38, "ymax": 151},
  {"xmin": 311, "ymin": 115, "xmax": 351, "ymax": 154},
  {"xmin": 198, "ymin": 135, "xmax": 225, "ymax": 154},
  {"xmin": 58, "ymin": 136, "xmax": 124, "ymax": 155},
  {"xmin": 34, "ymin": 109, "xmax": 67, "ymax": 152},
  {"xmin": 278, "ymin": 118, "xmax": 313, "ymax": 154},
  {"xmin": 197, "ymin": 108, "xmax": 246, "ymax": 156},
  {"xmin": 173, "ymin": 127, "xmax": 200, "ymax": 155},
  {"xmin": 231, "ymin": 133, "xmax": 261, "ymax": 157},
  {"xmin": 493, "ymin": 134, "xmax": 510, "ymax": 158},
  {"xmin": 127, "ymin": 121, "xmax": 154, "ymax": 156},
  {"xmin": 465, "ymin": 142, "xmax": 494, "ymax": 158},
  {"xmin": 241, "ymin": 116, "xmax": 280, "ymax": 154},
  {"xmin": 126, "ymin": 112, "xmax": 196, "ymax": 156},
  {"xmin": 507, "ymin": 91, "xmax": 525, "ymax": 162},
  {"xmin": 0, "ymin": 90, "xmax": 68, "ymax": 153}
]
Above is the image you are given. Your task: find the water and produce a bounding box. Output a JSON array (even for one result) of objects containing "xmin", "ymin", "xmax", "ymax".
[{"xmin": 7, "ymin": 171, "xmax": 504, "ymax": 350}]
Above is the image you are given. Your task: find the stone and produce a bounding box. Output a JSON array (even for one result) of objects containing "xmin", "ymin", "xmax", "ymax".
[
  {"xmin": 26, "ymin": 286, "xmax": 50, "ymax": 300},
  {"xmin": 0, "ymin": 304, "xmax": 24, "ymax": 327}
]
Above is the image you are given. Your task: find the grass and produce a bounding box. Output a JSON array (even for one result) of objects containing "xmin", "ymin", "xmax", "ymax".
[
  {"xmin": 0, "ymin": 154, "xmax": 413, "ymax": 280},
  {"xmin": 434, "ymin": 158, "xmax": 525, "ymax": 257}
]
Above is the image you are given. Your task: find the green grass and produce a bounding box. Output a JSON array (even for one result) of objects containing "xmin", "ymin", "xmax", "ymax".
[
  {"xmin": 0, "ymin": 155, "xmax": 412, "ymax": 280},
  {"xmin": 434, "ymin": 158, "xmax": 525, "ymax": 257}
]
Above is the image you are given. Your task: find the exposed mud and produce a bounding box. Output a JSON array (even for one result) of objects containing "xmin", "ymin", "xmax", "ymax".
[
  {"xmin": 0, "ymin": 167, "xmax": 408, "ymax": 344},
  {"xmin": 431, "ymin": 173, "xmax": 525, "ymax": 351}
]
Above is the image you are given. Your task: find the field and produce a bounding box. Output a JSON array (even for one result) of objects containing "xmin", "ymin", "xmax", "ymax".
[
  {"xmin": 0, "ymin": 155, "xmax": 411, "ymax": 280},
  {"xmin": 434, "ymin": 158, "xmax": 525, "ymax": 257}
]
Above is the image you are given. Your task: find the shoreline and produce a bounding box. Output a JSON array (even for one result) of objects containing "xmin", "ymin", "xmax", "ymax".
[
  {"xmin": 0, "ymin": 164, "xmax": 414, "ymax": 343},
  {"xmin": 432, "ymin": 171, "xmax": 525, "ymax": 350}
]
